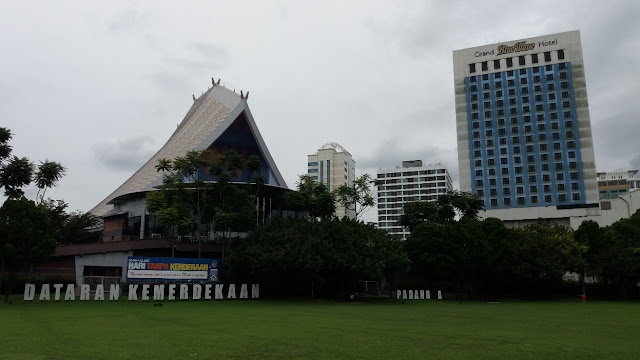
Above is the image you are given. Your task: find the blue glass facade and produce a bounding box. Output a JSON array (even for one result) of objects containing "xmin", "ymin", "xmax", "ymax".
[{"xmin": 465, "ymin": 62, "xmax": 586, "ymax": 209}]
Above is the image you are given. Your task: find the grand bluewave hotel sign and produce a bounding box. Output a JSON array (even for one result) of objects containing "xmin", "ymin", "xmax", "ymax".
[{"xmin": 23, "ymin": 283, "xmax": 260, "ymax": 301}]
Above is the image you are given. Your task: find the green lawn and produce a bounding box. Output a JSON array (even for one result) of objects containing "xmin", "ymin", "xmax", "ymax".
[{"xmin": 1, "ymin": 298, "xmax": 638, "ymax": 359}]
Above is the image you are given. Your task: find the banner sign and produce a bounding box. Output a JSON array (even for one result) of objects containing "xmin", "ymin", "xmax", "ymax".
[{"xmin": 126, "ymin": 256, "xmax": 219, "ymax": 283}]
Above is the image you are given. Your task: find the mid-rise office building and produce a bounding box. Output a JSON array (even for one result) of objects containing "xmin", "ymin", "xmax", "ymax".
[
  {"xmin": 377, "ymin": 160, "xmax": 453, "ymax": 239},
  {"xmin": 307, "ymin": 143, "xmax": 356, "ymax": 218},
  {"xmin": 597, "ymin": 169, "xmax": 639, "ymax": 199},
  {"xmin": 453, "ymin": 30, "xmax": 600, "ymax": 226}
]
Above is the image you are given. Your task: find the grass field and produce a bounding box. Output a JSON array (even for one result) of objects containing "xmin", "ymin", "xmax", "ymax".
[{"xmin": 1, "ymin": 297, "xmax": 638, "ymax": 359}]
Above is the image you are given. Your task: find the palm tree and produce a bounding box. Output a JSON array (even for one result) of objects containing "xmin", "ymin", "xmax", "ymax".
[{"xmin": 34, "ymin": 160, "xmax": 66, "ymax": 203}]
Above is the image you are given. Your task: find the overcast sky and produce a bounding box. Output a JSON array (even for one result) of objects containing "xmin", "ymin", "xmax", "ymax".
[{"xmin": 1, "ymin": 1, "xmax": 639, "ymax": 223}]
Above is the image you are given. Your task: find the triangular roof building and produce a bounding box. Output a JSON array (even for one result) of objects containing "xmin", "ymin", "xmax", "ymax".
[{"xmin": 92, "ymin": 82, "xmax": 287, "ymax": 218}]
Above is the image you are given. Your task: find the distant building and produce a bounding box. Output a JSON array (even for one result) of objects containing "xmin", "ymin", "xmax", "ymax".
[
  {"xmin": 597, "ymin": 170, "xmax": 639, "ymax": 199},
  {"xmin": 376, "ymin": 161, "xmax": 453, "ymax": 239},
  {"xmin": 453, "ymin": 30, "xmax": 601, "ymax": 228},
  {"xmin": 307, "ymin": 143, "xmax": 356, "ymax": 219}
]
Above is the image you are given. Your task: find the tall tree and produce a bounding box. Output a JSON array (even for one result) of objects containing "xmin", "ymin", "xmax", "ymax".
[
  {"xmin": 333, "ymin": 173, "xmax": 380, "ymax": 219},
  {"xmin": 0, "ymin": 198, "xmax": 56, "ymax": 302},
  {"xmin": 283, "ymin": 175, "xmax": 336, "ymax": 219}
]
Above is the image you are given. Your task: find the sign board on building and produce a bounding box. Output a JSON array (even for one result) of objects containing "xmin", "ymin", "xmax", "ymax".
[{"xmin": 126, "ymin": 256, "xmax": 220, "ymax": 283}]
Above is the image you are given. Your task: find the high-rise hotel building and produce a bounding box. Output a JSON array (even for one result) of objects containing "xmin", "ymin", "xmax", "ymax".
[
  {"xmin": 377, "ymin": 160, "xmax": 453, "ymax": 239},
  {"xmin": 453, "ymin": 30, "xmax": 599, "ymax": 225},
  {"xmin": 307, "ymin": 143, "xmax": 356, "ymax": 219}
]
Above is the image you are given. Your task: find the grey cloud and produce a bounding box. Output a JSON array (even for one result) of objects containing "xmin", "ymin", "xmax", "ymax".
[
  {"xmin": 630, "ymin": 153, "xmax": 640, "ymax": 170},
  {"xmin": 356, "ymin": 137, "xmax": 460, "ymax": 187},
  {"xmin": 94, "ymin": 136, "xmax": 158, "ymax": 172},
  {"xmin": 108, "ymin": 8, "xmax": 149, "ymax": 33}
]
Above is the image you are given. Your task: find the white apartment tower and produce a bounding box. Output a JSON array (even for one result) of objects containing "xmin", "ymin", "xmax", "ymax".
[
  {"xmin": 377, "ymin": 160, "xmax": 453, "ymax": 239},
  {"xmin": 307, "ymin": 143, "xmax": 356, "ymax": 219}
]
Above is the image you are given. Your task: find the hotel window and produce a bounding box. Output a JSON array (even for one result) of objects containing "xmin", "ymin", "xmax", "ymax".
[
  {"xmin": 471, "ymin": 94, "xmax": 478, "ymax": 101},
  {"xmin": 536, "ymin": 104, "xmax": 544, "ymax": 112},
  {"xmin": 483, "ymin": 101, "xmax": 491, "ymax": 109},
  {"xmin": 530, "ymin": 185, "xmax": 538, "ymax": 192},
  {"xmin": 548, "ymin": 93, "xmax": 556, "ymax": 100},
  {"xmin": 482, "ymin": 62, "xmax": 488, "ymax": 71},
  {"xmin": 498, "ymin": 118, "xmax": 506, "ymax": 126},
  {"xmin": 538, "ymin": 124, "xmax": 546, "ymax": 131},
  {"xmin": 499, "ymin": 138, "xmax": 507, "ymax": 145},
  {"xmin": 511, "ymin": 126, "xmax": 519, "ymax": 134},
  {"xmin": 508, "ymin": 79, "xmax": 515, "ymax": 86},
  {"xmin": 473, "ymin": 140, "xmax": 481, "ymax": 147},
  {"xmin": 516, "ymin": 186, "xmax": 524, "ymax": 194},
  {"xmin": 524, "ymin": 125, "xmax": 532, "ymax": 133},
  {"xmin": 528, "ymin": 165, "xmax": 536, "ymax": 172},
  {"xmin": 482, "ymin": 74, "xmax": 489, "ymax": 81},
  {"xmin": 520, "ymin": 78, "xmax": 528, "ymax": 85},
  {"xmin": 572, "ymin": 193, "xmax": 580, "ymax": 201},
  {"xmin": 484, "ymin": 92, "xmax": 491, "ymax": 99},
  {"xmin": 483, "ymin": 83, "xmax": 490, "ymax": 90},
  {"xmin": 476, "ymin": 189, "xmax": 484, "ymax": 196},
  {"xmin": 499, "ymin": 128, "xmax": 506, "ymax": 136},
  {"xmin": 513, "ymin": 146, "xmax": 521, "ymax": 154},
  {"xmin": 541, "ymin": 164, "xmax": 549, "ymax": 171},
  {"xmin": 496, "ymin": 99, "xmax": 504, "ymax": 107},
  {"xmin": 550, "ymin": 112, "xmax": 558, "ymax": 120},
  {"xmin": 522, "ymin": 96, "xmax": 529, "ymax": 103},
  {"xmin": 572, "ymin": 183, "xmax": 580, "ymax": 191},
  {"xmin": 544, "ymin": 195, "xmax": 552, "ymax": 203},
  {"xmin": 563, "ymin": 101, "xmax": 571, "ymax": 109},
  {"xmin": 546, "ymin": 74, "xmax": 554, "ymax": 81},
  {"xmin": 517, "ymin": 197, "xmax": 525, "ymax": 205},
  {"xmin": 549, "ymin": 103, "xmax": 557, "ymax": 110},
  {"xmin": 497, "ymin": 109, "xmax": 504, "ymax": 116},
  {"xmin": 526, "ymin": 145, "xmax": 534, "ymax": 152},
  {"xmin": 474, "ymin": 150, "xmax": 481, "ymax": 157},
  {"xmin": 524, "ymin": 115, "xmax": 531, "ymax": 123},
  {"xmin": 534, "ymin": 76, "xmax": 541, "ymax": 83},
  {"xmin": 487, "ymin": 139, "xmax": 494, "ymax": 146},
  {"xmin": 539, "ymin": 134, "xmax": 547, "ymax": 141},
  {"xmin": 559, "ymin": 63, "xmax": 567, "ymax": 70},
  {"xmin": 488, "ymin": 159, "xmax": 495, "ymax": 166},
  {"xmin": 544, "ymin": 184, "xmax": 551, "ymax": 192},
  {"xmin": 570, "ymin": 172, "xmax": 579, "ymax": 180},
  {"xmin": 543, "ymin": 174, "xmax": 551, "ymax": 182},
  {"xmin": 475, "ymin": 170, "xmax": 483, "ymax": 176},
  {"xmin": 508, "ymin": 89, "xmax": 516, "ymax": 96},
  {"xmin": 560, "ymin": 72, "xmax": 568, "ymax": 79},
  {"xmin": 494, "ymin": 60, "xmax": 501, "ymax": 69},
  {"xmin": 496, "ymin": 90, "xmax": 503, "ymax": 97},
  {"xmin": 547, "ymin": 83, "xmax": 555, "ymax": 91},
  {"xmin": 519, "ymin": 56, "xmax": 526, "ymax": 66},
  {"xmin": 514, "ymin": 156, "xmax": 521, "ymax": 164},
  {"xmin": 502, "ymin": 178, "xmax": 510, "ymax": 185},
  {"xmin": 476, "ymin": 179, "xmax": 483, "ymax": 186},
  {"xmin": 562, "ymin": 91, "xmax": 569, "ymax": 99},
  {"xmin": 515, "ymin": 166, "xmax": 523, "ymax": 174},
  {"xmin": 554, "ymin": 142, "xmax": 562, "ymax": 150},
  {"xmin": 489, "ymin": 174, "xmax": 496, "ymax": 181},
  {"xmin": 490, "ymin": 188, "xmax": 497, "ymax": 196},
  {"xmin": 503, "ymin": 198, "xmax": 511, "ymax": 206},
  {"xmin": 563, "ymin": 111, "xmax": 572, "ymax": 118},
  {"xmin": 531, "ymin": 195, "xmax": 538, "ymax": 204},
  {"xmin": 516, "ymin": 176, "xmax": 523, "ymax": 184},
  {"xmin": 534, "ymin": 85, "xmax": 542, "ymax": 92},
  {"xmin": 523, "ymin": 106, "xmax": 530, "ymax": 113},
  {"xmin": 568, "ymin": 151, "xmax": 575, "ymax": 159},
  {"xmin": 544, "ymin": 52, "xmax": 552, "ymax": 62},
  {"xmin": 487, "ymin": 149, "xmax": 494, "ymax": 156},
  {"xmin": 503, "ymin": 187, "xmax": 511, "ymax": 195},
  {"xmin": 470, "ymin": 76, "xmax": 477, "ymax": 83},
  {"xmin": 557, "ymin": 49, "xmax": 565, "ymax": 60},
  {"xmin": 551, "ymin": 122, "xmax": 559, "ymax": 130},
  {"xmin": 566, "ymin": 131, "xmax": 574, "ymax": 138},
  {"xmin": 470, "ymin": 85, "xmax": 477, "ymax": 92},
  {"xmin": 472, "ymin": 112, "xmax": 479, "ymax": 119},
  {"xmin": 552, "ymin": 132, "xmax": 560, "ymax": 140},
  {"xmin": 469, "ymin": 64, "xmax": 476, "ymax": 73},
  {"xmin": 507, "ymin": 70, "xmax": 514, "ymax": 76},
  {"xmin": 569, "ymin": 162, "xmax": 577, "ymax": 170},
  {"xmin": 558, "ymin": 194, "xmax": 567, "ymax": 202},
  {"xmin": 490, "ymin": 199, "xmax": 498, "ymax": 207},
  {"xmin": 500, "ymin": 157, "xmax": 508, "ymax": 164},
  {"xmin": 541, "ymin": 154, "xmax": 548, "ymax": 161},
  {"xmin": 484, "ymin": 110, "xmax": 492, "ymax": 117},
  {"xmin": 495, "ymin": 81, "xmax": 502, "ymax": 88},
  {"xmin": 471, "ymin": 103, "xmax": 478, "ymax": 111},
  {"xmin": 522, "ymin": 87, "xmax": 529, "ymax": 94},
  {"xmin": 545, "ymin": 65, "xmax": 553, "ymax": 71},
  {"xmin": 529, "ymin": 175, "xmax": 536, "ymax": 182},
  {"xmin": 474, "ymin": 160, "xmax": 482, "ymax": 167},
  {"xmin": 540, "ymin": 143, "xmax": 547, "ymax": 151},
  {"xmin": 533, "ymin": 67, "xmax": 540, "ymax": 73},
  {"xmin": 519, "ymin": 69, "xmax": 526, "ymax": 75},
  {"xmin": 506, "ymin": 58, "xmax": 513, "ymax": 68},
  {"xmin": 531, "ymin": 53, "xmax": 539, "ymax": 64},
  {"xmin": 555, "ymin": 163, "xmax": 563, "ymax": 171}
]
